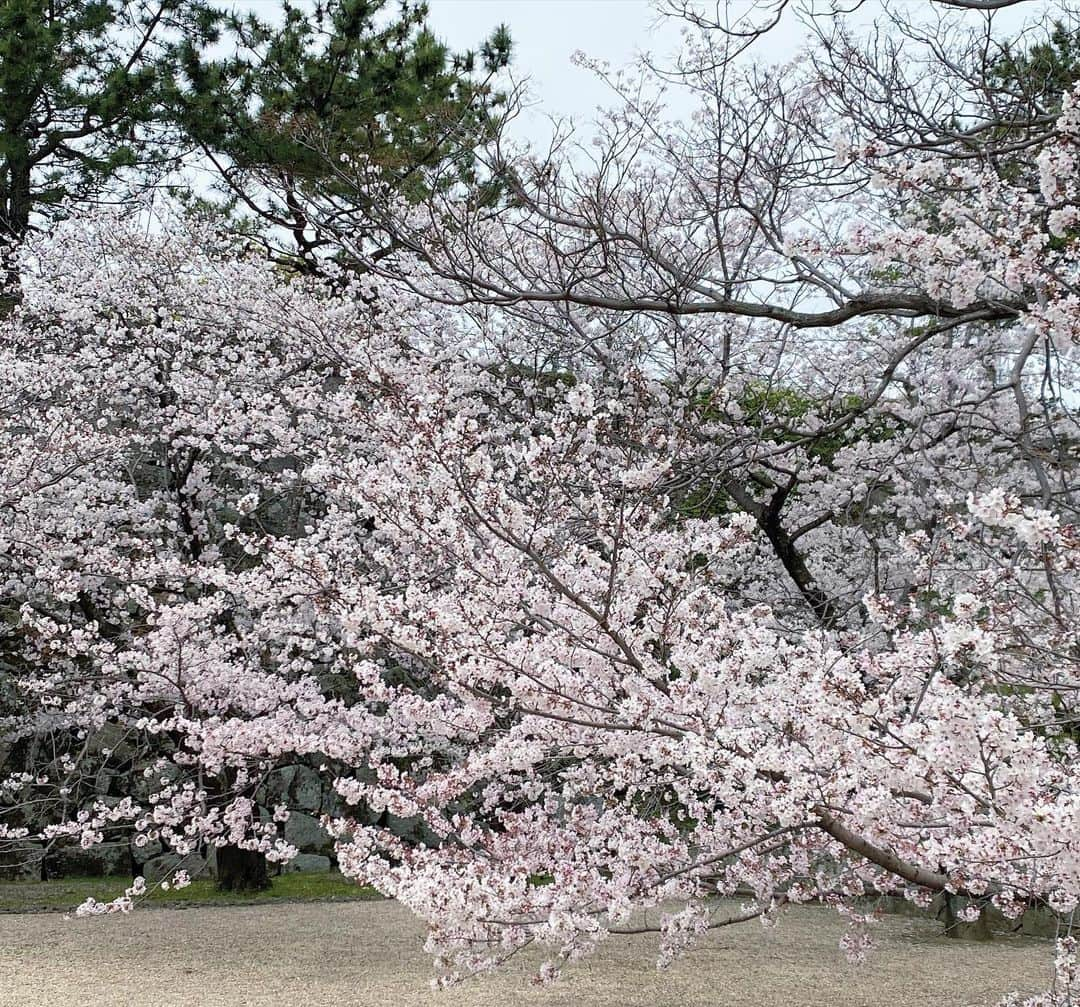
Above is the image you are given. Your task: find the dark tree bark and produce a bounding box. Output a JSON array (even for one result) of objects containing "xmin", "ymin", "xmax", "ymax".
[
  {"xmin": 211, "ymin": 775, "xmax": 270, "ymax": 892},
  {"xmin": 216, "ymin": 845, "xmax": 271, "ymax": 892}
]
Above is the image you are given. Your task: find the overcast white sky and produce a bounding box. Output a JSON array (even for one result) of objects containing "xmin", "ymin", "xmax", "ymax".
[
  {"xmin": 423, "ymin": 0, "xmax": 1043, "ymax": 139},
  {"xmin": 232, "ymin": 0, "xmax": 1049, "ymax": 143},
  {"xmin": 427, "ymin": 0, "xmax": 682, "ymax": 122},
  {"xmin": 425, "ymin": 0, "xmax": 792, "ymax": 129}
]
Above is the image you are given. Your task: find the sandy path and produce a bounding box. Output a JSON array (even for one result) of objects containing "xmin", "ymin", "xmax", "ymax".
[{"xmin": 0, "ymin": 898, "xmax": 1054, "ymax": 1007}]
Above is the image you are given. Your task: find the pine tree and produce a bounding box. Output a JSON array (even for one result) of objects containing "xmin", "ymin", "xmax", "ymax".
[
  {"xmin": 172, "ymin": 0, "xmax": 511, "ymax": 268},
  {"xmin": 0, "ymin": 0, "xmax": 223, "ymax": 306}
]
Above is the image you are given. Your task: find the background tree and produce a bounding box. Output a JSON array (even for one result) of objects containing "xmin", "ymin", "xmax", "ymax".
[
  {"xmin": 312, "ymin": 4, "xmax": 1079, "ymax": 633},
  {"xmin": 0, "ymin": 0, "xmax": 510, "ymax": 889},
  {"xmin": 0, "ymin": 0, "xmax": 222, "ymax": 307},
  {"xmin": 172, "ymin": 0, "xmax": 511, "ymax": 270}
]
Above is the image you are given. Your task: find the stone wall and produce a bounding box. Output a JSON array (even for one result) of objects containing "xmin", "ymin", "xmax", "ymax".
[{"xmin": 1, "ymin": 762, "xmax": 438, "ymax": 881}]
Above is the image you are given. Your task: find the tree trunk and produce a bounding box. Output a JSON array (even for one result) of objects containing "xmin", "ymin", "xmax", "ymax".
[
  {"xmin": 216, "ymin": 845, "xmax": 271, "ymax": 892},
  {"xmin": 0, "ymin": 148, "xmax": 31, "ymax": 317}
]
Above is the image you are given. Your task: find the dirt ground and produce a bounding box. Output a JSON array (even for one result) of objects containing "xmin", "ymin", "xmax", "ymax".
[{"xmin": 0, "ymin": 898, "xmax": 1055, "ymax": 1007}]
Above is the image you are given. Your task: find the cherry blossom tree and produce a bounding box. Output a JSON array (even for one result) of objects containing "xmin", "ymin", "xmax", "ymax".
[
  {"xmin": 304, "ymin": 4, "xmax": 1080, "ymax": 642},
  {"xmin": 0, "ymin": 209, "xmax": 1075, "ymax": 996},
  {"xmin": 0, "ymin": 3, "xmax": 1078, "ymax": 1002},
  {"xmin": 0, "ymin": 215, "xmax": 407, "ymax": 887}
]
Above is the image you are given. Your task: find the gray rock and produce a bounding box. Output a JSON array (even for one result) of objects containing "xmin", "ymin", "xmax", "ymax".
[
  {"xmin": 282, "ymin": 854, "xmax": 331, "ymax": 873},
  {"xmin": 362, "ymin": 810, "xmax": 440, "ymax": 849},
  {"xmin": 284, "ymin": 811, "xmax": 333, "ymax": 854},
  {"xmin": 94, "ymin": 767, "xmax": 118, "ymax": 796},
  {"xmin": 0, "ymin": 841, "xmax": 44, "ymax": 881},
  {"xmin": 260, "ymin": 765, "xmax": 327, "ymax": 814},
  {"xmin": 1020, "ymin": 904, "xmax": 1067, "ymax": 938},
  {"xmin": 290, "ymin": 767, "xmax": 325, "ymax": 813},
  {"xmin": 142, "ymin": 852, "xmax": 208, "ymax": 884},
  {"xmin": 44, "ymin": 841, "xmax": 127, "ymax": 878},
  {"xmin": 132, "ymin": 838, "xmax": 165, "ymax": 865}
]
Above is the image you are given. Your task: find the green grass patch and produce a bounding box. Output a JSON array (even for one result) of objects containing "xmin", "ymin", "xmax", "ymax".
[{"xmin": 0, "ymin": 871, "xmax": 381, "ymax": 914}]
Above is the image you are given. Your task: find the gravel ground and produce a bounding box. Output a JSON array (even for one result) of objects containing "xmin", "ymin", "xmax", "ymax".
[{"xmin": 0, "ymin": 898, "xmax": 1054, "ymax": 1007}]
